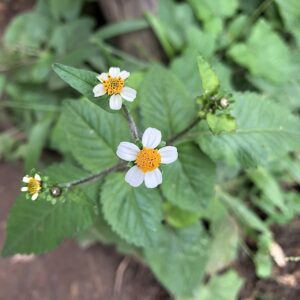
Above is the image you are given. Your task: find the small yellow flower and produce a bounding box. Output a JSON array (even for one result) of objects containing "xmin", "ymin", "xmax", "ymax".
[{"xmin": 21, "ymin": 173, "xmax": 42, "ymax": 201}]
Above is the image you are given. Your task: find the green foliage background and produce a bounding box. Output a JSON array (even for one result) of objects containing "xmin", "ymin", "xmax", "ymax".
[{"xmin": 1, "ymin": 0, "xmax": 300, "ymax": 299}]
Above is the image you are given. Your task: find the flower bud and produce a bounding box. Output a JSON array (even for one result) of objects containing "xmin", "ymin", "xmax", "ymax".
[
  {"xmin": 50, "ymin": 186, "xmax": 62, "ymax": 197},
  {"xmin": 220, "ymin": 98, "xmax": 229, "ymax": 108}
]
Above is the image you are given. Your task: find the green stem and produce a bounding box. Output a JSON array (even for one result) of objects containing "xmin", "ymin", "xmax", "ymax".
[{"xmin": 122, "ymin": 104, "xmax": 140, "ymax": 141}]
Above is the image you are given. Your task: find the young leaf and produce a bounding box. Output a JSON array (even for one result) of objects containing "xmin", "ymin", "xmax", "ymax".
[
  {"xmin": 52, "ymin": 63, "xmax": 110, "ymax": 111},
  {"xmin": 2, "ymin": 189, "xmax": 96, "ymax": 256},
  {"xmin": 62, "ymin": 99, "xmax": 129, "ymax": 172},
  {"xmin": 161, "ymin": 143, "xmax": 216, "ymax": 211},
  {"xmin": 140, "ymin": 65, "xmax": 197, "ymax": 139},
  {"xmin": 197, "ymin": 93, "xmax": 300, "ymax": 168},
  {"xmin": 144, "ymin": 224, "xmax": 209, "ymax": 298},
  {"xmin": 206, "ymin": 113, "xmax": 236, "ymax": 134},
  {"xmin": 197, "ymin": 56, "xmax": 220, "ymax": 95},
  {"xmin": 101, "ymin": 173, "xmax": 163, "ymax": 247}
]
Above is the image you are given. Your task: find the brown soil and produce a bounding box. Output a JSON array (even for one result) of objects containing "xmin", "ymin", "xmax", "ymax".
[{"xmin": 0, "ymin": 162, "xmax": 170, "ymax": 300}]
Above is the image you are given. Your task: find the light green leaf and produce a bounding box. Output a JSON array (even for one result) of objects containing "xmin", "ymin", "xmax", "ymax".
[
  {"xmin": 52, "ymin": 63, "xmax": 110, "ymax": 111},
  {"xmin": 275, "ymin": 0, "xmax": 300, "ymax": 46},
  {"xmin": 206, "ymin": 215, "xmax": 239, "ymax": 274},
  {"xmin": 194, "ymin": 270, "xmax": 244, "ymax": 300},
  {"xmin": 2, "ymin": 189, "xmax": 96, "ymax": 256},
  {"xmin": 197, "ymin": 93, "xmax": 300, "ymax": 168},
  {"xmin": 50, "ymin": 0, "xmax": 84, "ymax": 21},
  {"xmin": 162, "ymin": 143, "xmax": 215, "ymax": 211},
  {"xmin": 101, "ymin": 173, "xmax": 163, "ymax": 247},
  {"xmin": 144, "ymin": 224, "xmax": 209, "ymax": 298},
  {"xmin": 228, "ymin": 19, "xmax": 292, "ymax": 84},
  {"xmin": 206, "ymin": 113, "xmax": 236, "ymax": 134},
  {"xmin": 247, "ymin": 167, "xmax": 286, "ymax": 212},
  {"xmin": 197, "ymin": 56, "xmax": 220, "ymax": 95},
  {"xmin": 25, "ymin": 116, "xmax": 53, "ymax": 172},
  {"xmin": 62, "ymin": 99, "xmax": 129, "ymax": 172},
  {"xmin": 140, "ymin": 65, "xmax": 197, "ymax": 139},
  {"xmin": 4, "ymin": 12, "xmax": 51, "ymax": 49}
]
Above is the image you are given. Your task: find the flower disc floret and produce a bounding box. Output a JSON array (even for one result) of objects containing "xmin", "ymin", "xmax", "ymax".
[
  {"xmin": 21, "ymin": 173, "xmax": 42, "ymax": 201},
  {"xmin": 136, "ymin": 148, "xmax": 161, "ymax": 173},
  {"xmin": 103, "ymin": 75, "xmax": 124, "ymax": 95}
]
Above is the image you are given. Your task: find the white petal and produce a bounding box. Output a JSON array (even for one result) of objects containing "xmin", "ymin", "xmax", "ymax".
[
  {"xmin": 159, "ymin": 146, "xmax": 178, "ymax": 164},
  {"xmin": 119, "ymin": 70, "xmax": 130, "ymax": 80},
  {"xmin": 142, "ymin": 128, "xmax": 162, "ymax": 148},
  {"xmin": 109, "ymin": 67, "xmax": 120, "ymax": 77},
  {"xmin": 21, "ymin": 187, "xmax": 28, "ymax": 192},
  {"xmin": 109, "ymin": 94, "xmax": 122, "ymax": 110},
  {"xmin": 34, "ymin": 173, "xmax": 41, "ymax": 181},
  {"xmin": 125, "ymin": 166, "xmax": 145, "ymax": 187},
  {"xmin": 22, "ymin": 176, "xmax": 29, "ymax": 183},
  {"xmin": 120, "ymin": 87, "xmax": 137, "ymax": 102},
  {"xmin": 144, "ymin": 169, "xmax": 162, "ymax": 189},
  {"xmin": 31, "ymin": 193, "xmax": 39, "ymax": 201},
  {"xmin": 97, "ymin": 72, "xmax": 108, "ymax": 82},
  {"xmin": 117, "ymin": 142, "xmax": 140, "ymax": 161},
  {"xmin": 93, "ymin": 84, "xmax": 106, "ymax": 97}
]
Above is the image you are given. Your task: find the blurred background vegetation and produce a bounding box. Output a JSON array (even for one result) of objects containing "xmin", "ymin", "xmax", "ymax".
[{"xmin": 1, "ymin": 0, "xmax": 300, "ymax": 299}]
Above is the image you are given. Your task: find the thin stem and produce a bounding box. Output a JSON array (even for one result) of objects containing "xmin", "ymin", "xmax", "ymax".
[
  {"xmin": 122, "ymin": 104, "xmax": 140, "ymax": 141},
  {"xmin": 61, "ymin": 163, "xmax": 127, "ymax": 189},
  {"xmin": 168, "ymin": 116, "xmax": 202, "ymax": 144}
]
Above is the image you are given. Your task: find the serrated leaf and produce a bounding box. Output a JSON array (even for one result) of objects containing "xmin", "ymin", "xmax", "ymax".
[
  {"xmin": 197, "ymin": 56, "xmax": 220, "ymax": 95},
  {"xmin": 161, "ymin": 143, "xmax": 216, "ymax": 211},
  {"xmin": 52, "ymin": 63, "xmax": 110, "ymax": 111},
  {"xmin": 206, "ymin": 113, "xmax": 236, "ymax": 134},
  {"xmin": 140, "ymin": 65, "xmax": 197, "ymax": 139},
  {"xmin": 2, "ymin": 189, "xmax": 95, "ymax": 256},
  {"xmin": 144, "ymin": 224, "xmax": 209, "ymax": 298},
  {"xmin": 197, "ymin": 93, "xmax": 300, "ymax": 168},
  {"xmin": 228, "ymin": 19, "xmax": 292, "ymax": 84},
  {"xmin": 62, "ymin": 99, "xmax": 129, "ymax": 172},
  {"xmin": 101, "ymin": 173, "xmax": 163, "ymax": 247}
]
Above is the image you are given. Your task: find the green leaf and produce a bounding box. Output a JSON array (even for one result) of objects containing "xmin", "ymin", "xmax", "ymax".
[
  {"xmin": 101, "ymin": 173, "xmax": 163, "ymax": 247},
  {"xmin": 62, "ymin": 99, "xmax": 129, "ymax": 172},
  {"xmin": 275, "ymin": 0, "xmax": 300, "ymax": 46},
  {"xmin": 205, "ymin": 215, "xmax": 239, "ymax": 274},
  {"xmin": 4, "ymin": 12, "xmax": 51, "ymax": 49},
  {"xmin": 161, "ymin": 143, "xmax": 216, "ymax": 211},
  {"xmin": 228, "ymin": 19, "xmax": 292, "ymax": 84},
  {"xmin": 93, "ymin": 19, "xmax": 149, "ymax": 40},
  {"xmin": 197, "ymin": 93, "xmax": 300, "ymax": 168},
  {"xmin": 144, "ymin": 224, "xmax": 209, "ymax": 298},
  {"xmin": 163, "ymin": 202, "xmax": 200, "ymax": 228},
  {"xmin": 206, "ymin": 113, "xmax": 236, "ymax": 134},
  {"xmin": 52, "ymin": 63, "xmax": 110, "ymax": 111},
  {"xmin": 220, "ymin": 192, "xmax": 270, "ymax": 233},
  {"xmin": 50, "ymin": 0, "xmax": 84, "ymax": 21},
  {"xmin": 247, "ymin": 167, "xmax": 286, "ymax": 212},
  {"xmin": 2, "ymin": 189, "xmax": 96, "ymax": 256},
  {"xmin": 194, "ymin": 270, "xmax": 244, "ymax": 300},
  {"xmin": 25, "ymin": 116, "xmax": 53, "ymax": 172},
  {"xmin": 140, "ymin": 65, "xmax": 197, "ymax": 139},
  {"xmin": 197, "ymin": 56, "xmax": 220, "ymax": 95}
]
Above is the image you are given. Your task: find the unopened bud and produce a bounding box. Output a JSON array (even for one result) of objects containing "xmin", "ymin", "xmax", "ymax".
[
  {"xmin": 50, "ymin": 186, "xmax": 62, "ymax": 197},
  {"xmin": 220, "ymin": 98, "xmax": 229, "ymax": 108}
]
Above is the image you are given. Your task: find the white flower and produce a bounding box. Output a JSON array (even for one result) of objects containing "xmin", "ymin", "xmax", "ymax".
[
  {"xmin": 93, "ymin": 67, "xmax": 137, "ymax": 110},
  {"xmin": 116, "ymin": 128, "xmax": 178, "ymax": 188},
  {"xmin": 21, "ymin": 173, "xmax": 42, "ymax": 201}
]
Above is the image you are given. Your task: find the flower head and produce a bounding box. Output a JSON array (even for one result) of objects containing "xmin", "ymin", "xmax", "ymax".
[
  {"xmin": 93, "ymin": 67, "xmax": 137, "ymax": 110},
  {"xmin": 117, "ymin": 128, "xmax": 178, "ymax": 188},
  {"xmin": 21, "ymin": 173, "xmax": 42, "ymax": 201}
]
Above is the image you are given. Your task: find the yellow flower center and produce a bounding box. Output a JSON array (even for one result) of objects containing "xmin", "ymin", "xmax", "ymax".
[
  {"xmin": 136, "ymin": 148, "xmax": 161, "ymax": 173},
  {"xmin": 103, "ymin": 75, "xmax": 124, "ymax": 95},
  {"xmin": 27, "ymin": 177, "xmax": 41, "ymax": 195}
]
